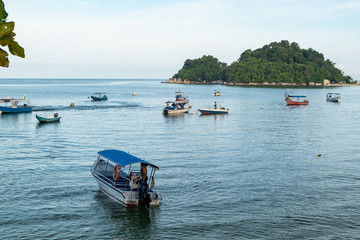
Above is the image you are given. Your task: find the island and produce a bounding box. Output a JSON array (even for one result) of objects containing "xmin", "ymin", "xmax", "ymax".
[{"xmin": 166, "ymin": 40, "xmax": 354, "ymax": 87}]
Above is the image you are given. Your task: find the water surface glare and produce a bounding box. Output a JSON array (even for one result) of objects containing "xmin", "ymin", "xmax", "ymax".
[{"xmin": 0, "ymin": 79, "xmax": 359, "ymax": 239}]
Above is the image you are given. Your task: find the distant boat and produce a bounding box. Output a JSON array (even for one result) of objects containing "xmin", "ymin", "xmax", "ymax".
[
  {"xmin": 284, "ymin": 91, "xmax": 309, "ymax": 105},
  {"xmin": 198, "ymin": 101, "xmax": 229, "ymax": 114},
  {"xmin": 91, "ymin": 93, "xmax": 108, "ymax": 101},
  {"xmin": 0, "ymin": 95, "xmax": 32, "ymax": 113},
  {"xmin": 163, "ymin": 91, "xmax": 192, "ymax": 115},
  {"xmin": 91, "ymin": 149, "xmax": 162, "ymax": 207},
  {"xmin": 36, "ymin": 113, "xmax": 61, "ymax": 123},
  {"xmin": 326, "ymin": 93, "xmax": 341, "ymax": 102},
  {"xmin": 214, "ymin": 89, "xmax": 221, "ymax": 96}
]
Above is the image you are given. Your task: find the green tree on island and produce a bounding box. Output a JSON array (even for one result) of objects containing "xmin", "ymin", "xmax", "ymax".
[
  {"xmin": 173, "ymin": 40, "xmax": 352, "ymax": 85},
  {"xmin": 0, "ymin": 0, "xmax": 25, "ymax": 67},
  {"xmin": 173, "ymin": 55, "xmax": 227, "ymax": 82}
]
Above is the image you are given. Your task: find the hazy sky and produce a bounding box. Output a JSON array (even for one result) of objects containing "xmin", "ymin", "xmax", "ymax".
[{"xmin": 2, "ymin": 0, "xmax": 360, "ymax": 79}]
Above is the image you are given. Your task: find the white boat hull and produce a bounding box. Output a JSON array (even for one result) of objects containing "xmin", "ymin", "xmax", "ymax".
[
  {"xmin": 163, "ymin": 107, "xmax": 191, "ymax": 115},
  {"xmin": 93, "ymin": 172, "xmax": 161, "ymax": 207},
  {"xmin": 198, "ymin": 108, "xmax": 229, "ymax": 114}
]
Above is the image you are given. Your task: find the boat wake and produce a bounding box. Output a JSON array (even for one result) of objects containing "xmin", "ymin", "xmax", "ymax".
[{"xmin": 32, "ymin": 103, "xmax": 141, "ymax": 112}]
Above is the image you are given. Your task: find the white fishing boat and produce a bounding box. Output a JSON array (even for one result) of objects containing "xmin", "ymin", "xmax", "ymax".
[
  {"xmin": 326, "ymin": 93, "xmax": 341, "ymax": 102},
  {"xmin": 163, "ymin": 90, "xmax": 192, "ymax": 115},
  {"xmin": 91, "ymin": 149, "xmax": 162, "ymax": 207},
  {"xmin": 198, "ymin": 101, "xmax": 229, "ymax": 114}
]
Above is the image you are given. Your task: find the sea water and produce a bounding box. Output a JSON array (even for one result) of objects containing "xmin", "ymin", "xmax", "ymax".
[{"xmin": 0, "ymin": 79, "xmax": 359, "ymax": 239}]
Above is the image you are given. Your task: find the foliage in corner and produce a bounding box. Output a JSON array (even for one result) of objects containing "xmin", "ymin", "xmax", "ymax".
[{"xmin": 0, "ymin": 0, "xmax": 25, "ymax": 67}]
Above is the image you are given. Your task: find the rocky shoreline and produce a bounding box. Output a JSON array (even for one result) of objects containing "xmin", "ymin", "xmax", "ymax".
[{"xmin": 162, "ymin": 78, "xmax": 358, "ymax": 87}]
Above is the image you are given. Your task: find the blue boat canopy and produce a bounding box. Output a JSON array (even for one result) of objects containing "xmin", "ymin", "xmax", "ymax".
[{"xmin": 98, "ymin": 149, "xmax": 159, "ymax": 169}]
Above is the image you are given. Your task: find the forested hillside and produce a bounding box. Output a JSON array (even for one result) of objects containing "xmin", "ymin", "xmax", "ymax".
[{"xmin": 172, "ymin": 41, "xmax": 352, "ymax": 85}]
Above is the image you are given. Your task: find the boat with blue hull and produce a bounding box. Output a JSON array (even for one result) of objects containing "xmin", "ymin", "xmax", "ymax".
[
  {"xmin": 0, "ymin": 95, "xmax": 32, "ymax": 113},
  {"xmin": 91, "ymin": 149, "xmax": 162, "ymax": 207},
  {"xmin": 90, "ymin": 93, "xmax": 108, "ymax": 101}
]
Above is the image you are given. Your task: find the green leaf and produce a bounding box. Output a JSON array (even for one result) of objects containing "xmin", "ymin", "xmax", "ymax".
[
  {"xmin": 0, "ymin": 21, "xmax": 14, "ymax": 38},
  {"xmin": 0, "ymin": 31, "xmax": 14, "ymax": 46},
  {"xmin": 0, "ymin": 47, "xmax": 9, "ymax": 67},
  {"xmin": 0, "ymin": 0, "xmax": 8, "ymax": 23},
  {"xmin": 8, "ymin": 40, "xmax": 25, "ymax": 58}
]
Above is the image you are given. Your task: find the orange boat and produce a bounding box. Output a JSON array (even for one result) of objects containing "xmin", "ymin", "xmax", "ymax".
[{"xmin": 285, "ymin": 92, "xmax": 309, "ymax": 105}]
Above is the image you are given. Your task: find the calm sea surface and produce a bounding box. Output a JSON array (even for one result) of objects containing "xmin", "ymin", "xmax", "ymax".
[{"xmin": 0, "ymin": 79, "xmax": 359, "ymax": 239}]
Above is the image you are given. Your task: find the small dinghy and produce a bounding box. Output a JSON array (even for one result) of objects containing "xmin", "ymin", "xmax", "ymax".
[
  {"xmin": 90, "ymin": 92, "xmax": 108, "ymax": 101},
  {"xmin": 36, "ymin": 113, "xmax": 61, "ymax": 123}
]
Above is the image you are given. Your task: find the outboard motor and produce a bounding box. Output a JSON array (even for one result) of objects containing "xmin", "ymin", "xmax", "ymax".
[{"xmin": 138, "ymin": 180, "xmax": 151, "ymax": 207}]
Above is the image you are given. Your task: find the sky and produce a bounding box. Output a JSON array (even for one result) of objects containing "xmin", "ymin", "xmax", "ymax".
[{"xmin": 1, "ymin": 0, "xmax": 360, "ymax": 79}]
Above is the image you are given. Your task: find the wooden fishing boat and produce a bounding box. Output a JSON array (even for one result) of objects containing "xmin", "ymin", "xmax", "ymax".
[
  {"xmin": 285, "ymin": 92, "xmax": 309, "ymax": 105},
  {"xmin": 36, "ymin": 113, "xmax": 61, "ymax": 123},
  {"xmin": 91, "ymin": 149, "xmax": 162, "ymax": 207}
]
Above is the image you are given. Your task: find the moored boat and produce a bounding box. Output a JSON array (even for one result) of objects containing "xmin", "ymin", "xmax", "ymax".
[
  {"xmin": 91, "ymin": 93, "xmax": 108, "ymax": 101},
  {"xmin": 0, "ymin": 95, "xmax": 32, "ymax": 113},
  {"xmin": 198, "ymin": 101, "xmax": 229, "ymax": 114},
  {"xmin": 326, "ymin": 93, "xmax": 341, "ymax": 102},
  {"xmin": 163, "ymin": 91, "xmax": 192, "ymax": 115},
  {"xmin": 91, "ymin": 149, "xmax": 162, "ymax": 207},
  {"xmin": 285, "ymin": 91, "xmax": 309, "ymax": 105},
  {"xmin": 36, "ymin": 113, "xmax": 61, "ymax": 123}
]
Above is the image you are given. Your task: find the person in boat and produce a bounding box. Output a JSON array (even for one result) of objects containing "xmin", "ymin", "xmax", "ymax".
[
  {"xmin": 54, "ymin": 113, "xmax": 59, "ymax": 117},
  {"xmin": 214, "ymin": 101, "xmax": 217, "ymax": 109},
  {"xmin": 141, "ymin": 163, "xmax": 148, "ymax": 182}
]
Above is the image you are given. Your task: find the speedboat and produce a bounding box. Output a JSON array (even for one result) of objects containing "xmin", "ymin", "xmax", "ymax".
[
  {"xmin": 0, "ymin": 95, "xmax": 32, "ymax": 113},
  {"xmin": 326, "ymin": 93, "xmax": 341, "ymax": 102},
  {"xmin": 198, "ymin": 101, "xmax": 229, "ymax": 114},
  {"xmin": 91, "ymin": 149, "xmax": 162, "ymax": 207},
  {"xmin": 36, "ymin": 113, "xmax": 61, "ymax": 123},
  {"xmin": 284, "ymin": 91, "xmax": 309, "ymax": 105},
  {"xmin": 198, "ymin": 108, "xmax": 229, "ymax": 114},
  {"xmin": 163, "ymin": 90, "xmax": 192, "ymax": 115},
  {"xmin": 90, "ymin": 93, "xmax": 108, "ymax": 101}
]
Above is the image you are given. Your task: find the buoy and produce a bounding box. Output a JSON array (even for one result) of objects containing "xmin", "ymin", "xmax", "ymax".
[
  {"xmin": 317, "ymin": 154, "xmax": 321, "ymax": 157},
  {"xmin": 132, "ymin": 92, "xmax": 136, "ymax": 96},
  {"xmin": 70, "ymin": 103, "xmax": 75, "ymax": 107},
  {"xmin": 260, "ymin": 106, "xmax": 263, "ymax": 110}
]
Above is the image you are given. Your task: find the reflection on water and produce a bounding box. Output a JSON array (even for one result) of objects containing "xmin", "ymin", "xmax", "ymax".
[{"xmin": 93, "ymin": 190, "xmax": 159, "ymax": 239}]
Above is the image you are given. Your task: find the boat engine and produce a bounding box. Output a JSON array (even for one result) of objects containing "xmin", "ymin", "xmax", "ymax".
[{"xmin": 138, "ymin": 181, "xmax": 151, "ymax": 207}]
